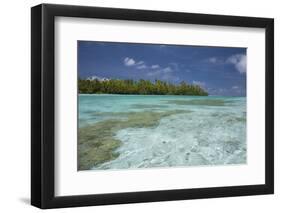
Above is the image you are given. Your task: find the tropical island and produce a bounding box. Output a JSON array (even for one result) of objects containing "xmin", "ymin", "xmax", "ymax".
[{"xmin": 78, "ymin": 78, "xmax": 208, "ymax": 96}]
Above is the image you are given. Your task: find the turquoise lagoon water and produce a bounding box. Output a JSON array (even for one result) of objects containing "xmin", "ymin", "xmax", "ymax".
[{"xmin": 79, "ymin": 94, "xmax": 246, "ymax": 170}]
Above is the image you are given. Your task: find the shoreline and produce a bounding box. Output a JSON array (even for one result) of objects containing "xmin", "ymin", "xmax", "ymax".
[{"xmin": 78, "ymin": 93, "xmax": 246, "ymax": 98}]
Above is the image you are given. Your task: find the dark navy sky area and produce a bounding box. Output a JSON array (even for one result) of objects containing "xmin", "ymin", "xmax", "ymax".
[{"xmin": 78, "ymin": 41, "xmax": 246, "ymax": 96}]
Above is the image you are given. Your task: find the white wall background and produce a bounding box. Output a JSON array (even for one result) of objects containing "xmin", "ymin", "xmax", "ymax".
[{"xmin": 0, "ymin": 0, "xmax": 279, "ymax": 212}]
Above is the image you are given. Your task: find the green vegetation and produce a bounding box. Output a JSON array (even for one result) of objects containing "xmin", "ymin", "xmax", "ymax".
[
  {"xmin": 78, "ymin": 110, "xmax": 191, "ymax": 170},
  {"xmin": 78, "ymin": 78, "xmax": 208, "ymax": 96}
]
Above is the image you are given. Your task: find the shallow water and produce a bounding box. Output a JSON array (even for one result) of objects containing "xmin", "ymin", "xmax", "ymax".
[{"xmin": 78, "ymin": 94, "xmax": 246, "ymax": 170}]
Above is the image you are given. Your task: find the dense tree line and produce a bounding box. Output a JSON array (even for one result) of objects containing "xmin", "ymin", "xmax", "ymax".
[{"xmin": 78, "ymin": 78, "xmax": 208, "ymax": 96}]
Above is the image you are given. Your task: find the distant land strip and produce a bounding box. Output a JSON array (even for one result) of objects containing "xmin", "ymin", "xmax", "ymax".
[{"xmin": 78, "ymin": 78, "xmax": 208, "ymax": 96}]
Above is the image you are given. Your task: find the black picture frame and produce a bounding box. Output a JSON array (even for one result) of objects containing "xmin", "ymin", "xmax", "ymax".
[{"xmin": 31, "ymin": 3, "xmax": 274, "ymax": 209}]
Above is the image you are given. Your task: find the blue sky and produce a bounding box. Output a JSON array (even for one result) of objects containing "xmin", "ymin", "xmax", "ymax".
[{"xmin": 78, "ymin": 41, "xmax": 246, "ymax": 96}]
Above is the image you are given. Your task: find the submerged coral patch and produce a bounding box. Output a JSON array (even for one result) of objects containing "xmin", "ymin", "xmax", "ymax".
[{"xmin": 78, "ymin": 110, "xmax": 190, "ymax": 170}]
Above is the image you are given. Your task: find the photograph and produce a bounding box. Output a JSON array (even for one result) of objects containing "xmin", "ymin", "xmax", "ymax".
[
  {"xmin": 77, "ymin": 41, "xmax": 247, "ymax": 171},
  {"xmin": 30, "ymin": 3, "xmax": 274, "ymax": 209}
]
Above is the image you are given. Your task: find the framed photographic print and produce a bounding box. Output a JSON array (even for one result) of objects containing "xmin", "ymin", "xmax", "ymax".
[{"xmin": 31, "ymin": 3, "xmax": 274, "ymax": 209}]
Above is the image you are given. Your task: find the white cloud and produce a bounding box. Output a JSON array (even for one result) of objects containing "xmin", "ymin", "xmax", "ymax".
[
  {"xmin": 147, "ymin": 67, "xmax": 173, "ymax": 76},
  {"xmin": 232, "ymin": 85, "xmax": 239, "ymax": 89},
  {"xmin": 87, "ymin": 75, "xmax": 110, "ymax": 81},
  {"xmin": 123, "ymin": 58, "xmax": 148, "ymax": 69},
  {"xmin": 151, "ymin": 64, "xmax": 160, "ymax": 69},
  {"xmin": 162, "ymin": 67, "xmax": 173, "ymax": 73},
  {"xmin": 206, "ymin": 57, "xmax": 225, "ymax": 64},
  {"xmin": 147, "ymin": 70, "xmax": 161, "ymax": 77},
  {"xmin": 208, "ymin": 57, "xmax": 218, "ymax": 63},
  {"xmin": 206, "ymin": 54, "xmax": 247, "ymax": 74},
  {"xmin": 192, "ymin": 80, "xmax": 206, "ymax": 88},
  {"xmin": 136, "ymin": 64, "xmax": 147, "ymax": 69},
  {"xmin": 123, "ymin": 58, "xmax": 177, "ymax": 82},
  {"xmin": 226, "ymin": 54, "xmax": 247, "ymax": 74},
  {"xmin": 136, "ymin": 61, "xmax": 144, "ymax": 65},
  {"xmin": 146, "ymin": 66, "xmax": 178, "ymax": 83},
  {"xmin": 124, "ymin": 57, "xmax": 136, "ymax": 66}
]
